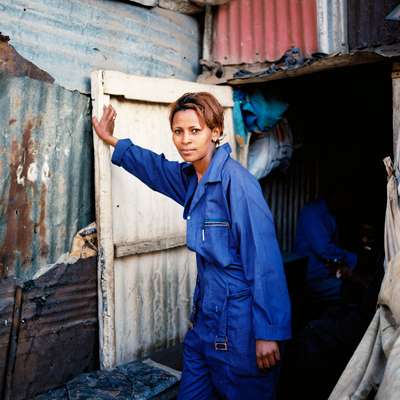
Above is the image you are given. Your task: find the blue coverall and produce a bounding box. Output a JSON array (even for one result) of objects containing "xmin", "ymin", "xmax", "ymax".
[
  {"xmin": 112, "ymin": 139, "xmax": 292, "ymax": 399},
  {"xmin": 295, "ymin": 199, "xmax": 357, "ymax": 304}
]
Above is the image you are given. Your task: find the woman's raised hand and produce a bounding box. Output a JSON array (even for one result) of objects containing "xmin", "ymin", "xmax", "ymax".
[{"xmin": 92, "ymin": 104, "xmax": 119, "ymax": 147}]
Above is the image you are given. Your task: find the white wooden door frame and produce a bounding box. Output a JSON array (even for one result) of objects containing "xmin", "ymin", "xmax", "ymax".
[{"xmin": 91, "ymin": 70, "xmax": 234, "ymax": 369}]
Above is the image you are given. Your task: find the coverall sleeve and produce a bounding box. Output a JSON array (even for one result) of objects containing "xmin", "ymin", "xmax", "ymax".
[
  {"xmin": 229, "ymin": 174, "xmax": 291, "ymax": 341},
  {"xmin": 111, "ymin": 138, "xmax": 188, "ymax": 206},
  {"xmin": 296, "ymin": 208, "xmax": 357, "ymax": 268}
]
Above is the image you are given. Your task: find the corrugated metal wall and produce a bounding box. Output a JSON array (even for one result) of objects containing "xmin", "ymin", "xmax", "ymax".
[
  {"xmin": 348, "ymin": 0, "xmax": 400, "ymax": 50},
  {"xmin": 263, "ymin": 159, "xmax": 320, "ymax": 253},
  {"xmin": 213, "ymin": 0, "xmax": 319, "ymax": 64},
  {"xmin": 0, "ymin": 0, "xmax": 201, "ymax": 93},
  {"xmin": 212, "ymin": 0, "xmax": 400, "ymax": 66},
  {"xmin": 0, "ymin": 74, "xmax": 94, "ymax": 279},
  {"xmin": 317, "ymin": 0, "xmax": 348, "ymax": 54},
  {"xmin": 0, "ymin": 1, "xmax": 202, "ymax": 281}
]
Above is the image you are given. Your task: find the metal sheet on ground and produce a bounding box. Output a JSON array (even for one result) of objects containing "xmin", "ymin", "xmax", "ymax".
[
  {"xmin": 10, "ymin": 257, "xmax": 98, "ymax": 400},
  {"xmin": 91, "ymin": 71, "xmax": 234, "ymax": 368}
]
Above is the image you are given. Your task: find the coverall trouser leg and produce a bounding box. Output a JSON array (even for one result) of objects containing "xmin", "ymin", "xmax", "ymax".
[
  {"xmin": 178, "ymin": 329, "xmax": 219, "ymax": 400},
  {"xmin": 178, "ymin": 329, "xmax": 281, "ymax": 400}
]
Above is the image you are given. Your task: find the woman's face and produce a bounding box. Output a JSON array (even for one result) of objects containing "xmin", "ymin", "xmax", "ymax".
[{"xmin": 172, "ymin": 109, "xmax": 220, "ymax": 164}]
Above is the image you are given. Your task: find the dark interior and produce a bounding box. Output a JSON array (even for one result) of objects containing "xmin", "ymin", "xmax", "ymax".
[
  {"xmin": 241, "ymin": 61, "xmax": 393, "ymax": 399},
  {"xmin": 259, "ymin": 61, "xmax": 393, "ymax": 253}
]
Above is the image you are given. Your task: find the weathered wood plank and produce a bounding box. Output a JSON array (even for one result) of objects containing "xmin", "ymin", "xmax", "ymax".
[
  {"xmin": 392, "ymin": 67, "xmax": 400, "ymax": 165},
  {"xmin": 198, "ymin": 51, "xmax": 387, "ymax": 86},
  {"xmin": 227, "ymin": 52, "xmax": 385, "ymax": 85},
  {"xmin": 158, "ymin": 0, "xmax": 202, "ymax": 14},
  {"xmin": 115, "ymin": 235, "xmax": 186, "ymax": 258},
  {"xmin": 91, "ymin": 71, "xmax": 116, "ymax": 369},
  {"xmin": 102, "ymin": 70, "xmax": 234, "ymax": 107},
  {"xmin": 0, "ymin": 278, "xmax": 18, "ymax": 400}
]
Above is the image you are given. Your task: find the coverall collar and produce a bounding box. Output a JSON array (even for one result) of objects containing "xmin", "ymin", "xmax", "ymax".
[{"xmin": 182, "ymin": 143, "xmax": 232, "ymax": 183}]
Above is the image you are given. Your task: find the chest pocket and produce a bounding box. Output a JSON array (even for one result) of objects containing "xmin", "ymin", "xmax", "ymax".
[{"xmin": 200, "ymin": 218, "xmax": 232, "ymax": 267}]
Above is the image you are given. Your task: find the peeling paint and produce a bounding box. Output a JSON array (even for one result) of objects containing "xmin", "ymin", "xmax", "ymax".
[
  {"xmin": 27, "ymin": 162, "xmax": 38, "ymax": 182},
  {"xmin": 0, "ymin": 34, "xmax": 54, "ymax": 82},
  {"xmin": 16, "ymin": 165, "xmax": 24, "ymax": 186},
  {"xmin": 41, "ymin": 160, "xmax": 50, "ymax": 184}
]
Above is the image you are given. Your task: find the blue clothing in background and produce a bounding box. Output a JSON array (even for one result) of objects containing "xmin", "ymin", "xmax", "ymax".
[
  {"xmin": 233, "ymin": 89, "xmax": 288, "ymax": 146},
  {"xmin": 295, "ymin": 199, "xmax": 357, "ymax": 303},
  {"xmin": 112, "ymin": 140, "xmax": 291, "ymax": 399}
]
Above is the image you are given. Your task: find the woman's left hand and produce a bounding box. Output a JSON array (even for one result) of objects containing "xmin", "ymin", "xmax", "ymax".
[{"xmin": 256, "ymin": 340, "xmax": 280, "ymax": 370}]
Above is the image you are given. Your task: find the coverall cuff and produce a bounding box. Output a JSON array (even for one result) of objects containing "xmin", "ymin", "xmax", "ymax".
[
  {"xmin": 254, "ymin": 324, "xmax": 292, "ymax": 341},
  {"xmin": 111, "ymin": 138, "xmax": 133, "ymax": 166}
]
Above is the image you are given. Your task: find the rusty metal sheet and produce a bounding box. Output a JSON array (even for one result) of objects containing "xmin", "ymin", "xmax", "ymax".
[
  {"xmin": 0, "ymin": 277, "xmax": 17, "ymax": 397},
  {"xmin": 0, "ymin": 34, "xmax": 54, "ymax": 82},
  {"xmin": 348, "ymin": 0, "xmax": 400, "ymax": 50},
  {"xmin": 9, "ymin": 257, "xmax": 98, "ymax": 400},
  {"xmin": 0, "ymin": 0, "xmax": 201, "ymax": 94},
  {"xmin": 212, "ymin": 0, "xmax": 319, "ymax": 65},
  {"xmin": 0, "ymin": 73, "xmax": 94, "ymax": 280}
]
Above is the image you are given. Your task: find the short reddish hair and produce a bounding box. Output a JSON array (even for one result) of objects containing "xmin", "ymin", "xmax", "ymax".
[{"xmin": 169, "ymin": 92, "xmax": 224, "ymax": 136}]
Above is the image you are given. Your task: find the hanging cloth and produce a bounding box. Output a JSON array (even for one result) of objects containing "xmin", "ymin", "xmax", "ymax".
[
  {"xmin": 329, "ymin": 157, "xmax": 400, "ymax": 400},
  {"xmin": 233, "ymin": 88, "xmax": 291, "ymax": 174},
  {"xmin": 247, "ymin": 119, "xmax": 293, "ymax": 180}
]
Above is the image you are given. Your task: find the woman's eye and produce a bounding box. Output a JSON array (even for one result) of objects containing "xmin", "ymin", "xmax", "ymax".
[
  {"xmin": 174, "ymin": 130, "xmax": 181, "ymax": 135},
  {"xmin": 191, "ymin": 129, "xmax": 200, "ymax": 134}
]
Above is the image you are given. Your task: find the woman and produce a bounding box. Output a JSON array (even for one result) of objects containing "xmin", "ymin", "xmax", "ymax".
[{"xmin": 92, "ymin": 92, "xmax": 291, "ymax": 399}]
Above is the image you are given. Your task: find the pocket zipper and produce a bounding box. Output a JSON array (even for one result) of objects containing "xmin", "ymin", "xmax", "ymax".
[
  {"xmin": 203, "ymin": 221, "xmax": 230, "ymax": 228},
  {"xmin": 202, "ymin": 220, "xmax": 230, "ymax": 242}
]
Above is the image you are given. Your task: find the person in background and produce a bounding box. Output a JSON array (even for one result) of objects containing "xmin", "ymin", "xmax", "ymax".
[
  {"xmin": 92, "ymin": 92, "xmax": 291, "ymax": 400},
  {"xmin": 281, "ymin": 217, "xmax": 383, "ymax": 400},
  {"xmin": 295, "ymin": 183, "xmax": 358, "ymax": 316}
]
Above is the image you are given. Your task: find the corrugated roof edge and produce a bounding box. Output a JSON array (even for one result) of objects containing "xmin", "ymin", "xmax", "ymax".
[{"xmin": 198, "ymin": 43, "xmax": 400, "ymax": 85}]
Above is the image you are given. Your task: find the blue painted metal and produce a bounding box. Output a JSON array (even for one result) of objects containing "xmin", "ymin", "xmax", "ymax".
[
  {"xmin": 0, "ymin": 0, "xmax": 200, "ymax": 94},
  {"xmin": 0, "ymin": 74, "xmax": 94, "ymax": 280}
]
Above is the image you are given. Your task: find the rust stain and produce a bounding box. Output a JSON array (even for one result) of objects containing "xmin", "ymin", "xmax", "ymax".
[
  {"xmin": 0, "ymin": 34, "xmax": 54, "ymax": 83},
  {"xmin": 9, "ymin": 118, "xmax": 16, "ymax": 126},
  {"xmin": 39, "ymin": 184, "xmax": 49, "ymax": 257},
  {"xmin": 0, "ymin": 121, "xmax": 35, "ymax": 278}
]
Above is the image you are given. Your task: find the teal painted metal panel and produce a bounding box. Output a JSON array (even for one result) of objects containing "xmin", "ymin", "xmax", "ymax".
[{"xmin": 0, "ymin": 0, "xmax": 200, "ymax": 93}]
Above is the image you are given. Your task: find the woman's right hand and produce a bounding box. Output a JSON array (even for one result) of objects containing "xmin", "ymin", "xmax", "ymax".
[{"xmin": 92, "ymin": 104, "xmax": 119, "ymax": 147}]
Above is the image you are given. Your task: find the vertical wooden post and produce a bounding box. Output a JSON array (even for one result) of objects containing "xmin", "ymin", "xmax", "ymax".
[
  {"xmin": 3, "ymin": 286, "xmax": 22, "ymax": 400},
  {"xmin": 91, "ymin": 71, "xmax": 116, "ymax": 369},
  {"xmin": 392, "ymin": 63, "xmax": 400, "ymax": 166},
  {"xmin": 203, "ymin": 5, "xmax": 213, "ymax": 62}
]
